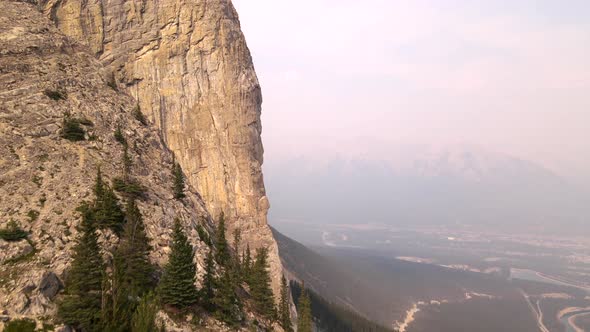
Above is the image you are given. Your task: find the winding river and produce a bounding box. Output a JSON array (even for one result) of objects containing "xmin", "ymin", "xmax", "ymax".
[{"xmin": 559, "ymin": 310, "xmax": 590, "ymax": 332}]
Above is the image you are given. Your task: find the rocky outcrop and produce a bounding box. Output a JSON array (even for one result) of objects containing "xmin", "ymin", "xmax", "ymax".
[
  {"xmin": 38, "ymin": 0, "xmax": 283, "ymax": 296},
  {"xmin": 0, "ymin": 0, "xmax": 213, "ymax": 321}
]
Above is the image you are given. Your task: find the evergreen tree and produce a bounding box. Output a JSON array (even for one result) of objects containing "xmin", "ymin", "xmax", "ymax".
[
  {"xmin": 232, "ymin": 228, "xmax": 242, "ymax": 281},
  {"xmin": 297, "ymin": 284, "xmax": 312, "ymax": 332},
  {"xmin": 103, "ymin": 199, "xmax": 155, "ymax": 330},
  {"xmin": 131, "ymin": 292, "xmax": 158, "ymax": 332},
  {"xmin": 213, "ymin": 268, "xmax": 240, "ymax": 325},
  {"xmin": 251, "ymin": 247, "xmax": 276, "ymax": 320},
  {"xmin": 92, "ymin": 169, "xmax": 125, "ymax": 234},
  {"xmin": 279, "ymin": 276, "xmax": 293, "ymax": 332},
  {"xmin": 116, "ymin": 199, "xmax": 154, "ymax": 296},
  {"xmin": 58, "ymin": 208, "xmax": 104, "ymax": 331},
  {"xmin": 200, "ymin": 249, "xmax": 216, "ymax": 311},
  {"xmin": 243, "ymin": 244, "xmax": 252, "ymax": 283},
  {"xmin": 122, "ymin": 144, "xmax": 132, "ymax": 181},
  {"xmin": 159, "ymin": 219, "xmax": 199, "ymax": 308},
  {"xmin": 215, "ymin": 212, "xmax": 230, "ymax": 267},
  {"xmin": 172, "ymin": 162, "xmax": 185, "ymax": 199}
]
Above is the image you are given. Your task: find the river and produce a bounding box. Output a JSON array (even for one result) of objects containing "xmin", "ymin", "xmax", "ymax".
[{"xmin": 560, "ymin": 310, "xmax": 590, "ymax": 332}]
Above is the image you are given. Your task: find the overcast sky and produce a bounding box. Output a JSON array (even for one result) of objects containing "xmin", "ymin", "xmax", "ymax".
[{"xmin": 232, "ymin": 0, "xmax": 590, "ymax": 186}]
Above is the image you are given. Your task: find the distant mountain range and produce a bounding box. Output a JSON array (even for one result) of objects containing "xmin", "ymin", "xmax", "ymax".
[{"xmin": 265, "ymin": 144, "xmax": 588, "ymax": 235}]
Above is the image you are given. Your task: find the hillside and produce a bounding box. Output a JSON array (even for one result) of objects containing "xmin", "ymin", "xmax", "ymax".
[
  {"xmin": 38, "ymin": 0, "xmax": 283, "ymax": 296},
  {"xmin": 0, "ymin": 1, "xmax": 285, "ymax": 330},
  {"xmin": 273, "ymin": 228, "xmax": 541, "ymax": 331}
]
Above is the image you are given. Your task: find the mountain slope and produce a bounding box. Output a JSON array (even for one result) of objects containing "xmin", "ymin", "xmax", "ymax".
[
  {"xmin": 0, "ymin": 0, "xmax": 214, "ymax": 320},
  {"xmin": 0, "ymin": 2, "xmax": 284, "ymax": 330},
  {"xmin": 39, "ymin": 0, "xmax": 282, "ymax": 295}
]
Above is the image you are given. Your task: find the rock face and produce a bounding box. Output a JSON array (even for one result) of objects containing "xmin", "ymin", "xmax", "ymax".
[
  {"xmin": 38, "ymin": 0, "xmax": 282, "ymax": 295},
  {"xmin": 0, "ymin": 0, "xmax": 213, "ymax": 320}
]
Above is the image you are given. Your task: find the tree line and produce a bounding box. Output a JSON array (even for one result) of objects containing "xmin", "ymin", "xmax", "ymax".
[{"xmin": 56, "ymin": 167, "xmax": 302, "ymax": 331}]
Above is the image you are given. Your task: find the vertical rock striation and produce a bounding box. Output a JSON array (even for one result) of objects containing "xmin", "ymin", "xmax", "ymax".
[{"xmin": 39, "ymin": 0, "xmax": 282, "ymax": 295}]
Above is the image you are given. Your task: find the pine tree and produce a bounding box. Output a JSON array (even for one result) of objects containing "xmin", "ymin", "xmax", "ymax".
[
  {"xmin": 102, "ymin": 199, "xmax": 155, "ymax": 330},
  {"xmin": 213, "ymin": 268, "xmax": 240, "ymax": 325},
  {"xmin": 243, "ymin": 244, "xmax": 252, "ymax": 283},
  {"xmin": 200, "ymin": 250, "xmax": 216, "ymax": 311},
  {"xmin": 251, "ymin": 247, "xmax": 276, "ymax": 320},
  {"xmin": 159, "ymin": 219, "xmax": 199, "ymax": 308},
  {"xmin": 297, "ymin": 284, "xmax": 312, "ymax": 332},
  {"xmin": 92, "ymin": 169, "xmax": 125, "ymax": 234},
  {"xmin": 279, "ymin": 276, "xmax": 293, "ymax": 332},
  {"xmin": 131, "ymin": 292, "xmax": 158, "ymax": 332},
  {"xmin": 215, "ymin": 212, "xmax": 230, "ymax": 267},
  {"xmin": 232, "ymin": 228, "xmax": 242, "ymax": 282},
  {"xmin": 116, "ymin": 199, "xmax": 154, "ymax": 296},
  {"xmin": 58, "ymin": 208, "xmax": 104, "ymax": 331},
  {"xmin": 172, "ymin": 162, "xmax": 185, "ymax": 199},
  {"xmin": 122, "ymin": 144, "xmax": 132, "ymax": 182}
]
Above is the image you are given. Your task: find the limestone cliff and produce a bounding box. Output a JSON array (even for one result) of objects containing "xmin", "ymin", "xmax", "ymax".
[
  {"xmin": 38, "ymin": 0, "xmax": 282, "ymax": 296},
  {"xmin": 0, "ymin": 0, "xmax": 214, "ymax": 323},
  {"xmin": 0, "ymin": 0, "xmax": 284, "ymax": 329}
]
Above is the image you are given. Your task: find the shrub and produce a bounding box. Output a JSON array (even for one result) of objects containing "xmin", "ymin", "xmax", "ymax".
[
  {"xmin": 134, "ymin": 104, "xmax": 148, "ymax": 125},
  {"xmin": 4, "ymin": 318, "xmax": 36, "ymax": 332},
  {"xmin": 114, "ymin": 126, "xmax": 126, "ymax": 145},
  {"xmin": 27, "ymin": 209, "xmax": 40, "ymax": 222},
  {"xmin": 107, "ymin": 72, "xmax": 118, "ymax": 91},
  {"xmin": 196, "ymin": 224, "xmax": 211, "ymax": 246},
  {"xmin": 61, "ymin": 115, "xmax": 86, "ymax": 141},
  {"xmin": 113, "ymin": 177, "xmax": 146, "ymax": 199},
  {"xmin": 0, "ymin": 220, "xmax": 28, "ymax": 241},
  {"xmin": 44, "ymin": 89, "xmax": 67, "ymax": 101}
]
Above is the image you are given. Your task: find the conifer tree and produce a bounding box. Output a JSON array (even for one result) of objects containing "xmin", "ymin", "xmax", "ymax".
[
  {"xmin": 215, "ymin": 212, "xmax": 230, "ymax": 267},
  {"xmin": 92, "ymin": 169, "xmax": 125, "ymax": 234},
  {"xmin": 251, "ymin": 247, "xmax": 276, "ymax": 320},
  {"xmin": 213, "ymin": 269, "xmax": 240, "ymax": 325},
  {"xmin": 131, "ymin": 292, "xmax": 158, "ymax": 332},
  {"xmin": 172, "ymin": 162, "xmax": 185, "ymax": 199},
  {"xmin": 115, "ymin": 199, "xmax": 154, "ymax": 296},
  {"xmin": 200, "ymin": 250, "xmax": 216, "ymax": 311},
  {"xmin": 102, "ymin": 199, "xmax": 155, "ymax": 330},
  {"xmin": 58, "ymin": 208, "xmax": 104, "ymax": 331},
  {"xmin": 243, "ymin": 244, "xmax": 252, "ymax": 283},
  {"xmin": 122, "ymin": 144, "xmax": 132, "ymax": 182},
  {"xmin": 232, "ymin": 228, "xmax": 242, "ymax": 281},
  {"xmin": 159, "ymin": 219, "xmax": 199, "ymax": 308},
  {"xmin": 297, "ymin": 284, "xmax": 312, "ymax": 332},
  {"xmin": 279, "ymin": 276, "xmax": 293, "ymax": 332}
]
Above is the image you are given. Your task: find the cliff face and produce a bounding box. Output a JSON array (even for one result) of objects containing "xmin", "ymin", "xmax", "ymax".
[
  {"xmin": 38, "ymin": 0, "xmax": 282, "ymax": 294},
  {"xmin": 0, "ymin": 0, "xmax": 212, "ymax": 321}
]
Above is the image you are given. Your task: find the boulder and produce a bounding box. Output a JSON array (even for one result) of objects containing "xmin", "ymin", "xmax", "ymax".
[{"xmin": 38, "ymin": 271, "xmax": 62, "ymax": 300}]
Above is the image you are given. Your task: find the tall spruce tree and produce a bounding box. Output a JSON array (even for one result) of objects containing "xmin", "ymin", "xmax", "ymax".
[
  {"xmin": 116, "ymin": 199, "xmax": 154, "ymax": 296},
  {"xmin": 251, "ymin": 247, "xmax": 276, "ymax": 320},
  {"xmin": 131, "ymin": 292, "xmax": 158, "ymax": 332},
  {"xmin": 243, "ymin": 244, "xmax": 252, "ymax": 284},
  {"xmin": 103, "ymin": 199, "xmax": 155, "ymax": 331},
  {"xmin": 58, "ymin": 208, "xmax": 104, "ymax": 331},
  {"xmin": 172, "ymin": 162, "xmax": 185, "ymax": 199},
  {"xmin": 297, "ymin": 284, "xmax": 312, "ymax": 332},
  {"xmin": 232, "ymin": 228, "xmax": 242, "ymax": 282},
  {"xmin": 159, "ymin": 219, "xmax": 199, "ymax": 308},
  {"xmin": 92, "ymin": 169, "xmax": 125, "ymax": 234},
  {"xmin": 213, "ymin": 268, "xmax": 240, "ymax": 325},
  {"xmin": 215, "ymin": 212, "xmax": 230, "ymax": 267},
  {"xmin": 279, "ymin": 276, "xmax": 293, "ymax": 332},
  {"xmin": 200, "ymin": 249, "xmax": 216, "ymax": 311}
]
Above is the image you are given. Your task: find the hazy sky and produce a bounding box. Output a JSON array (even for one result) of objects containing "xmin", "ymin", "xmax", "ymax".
[{"xmin": 232, "ymin": 0, "xmax": 590, "ymax": 186}]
